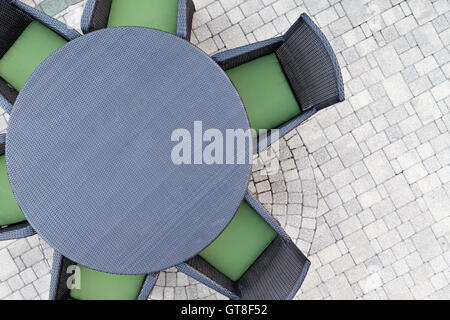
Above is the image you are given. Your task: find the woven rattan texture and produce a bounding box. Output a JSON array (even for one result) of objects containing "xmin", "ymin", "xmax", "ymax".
[
  {"xmin": 212, "ymin": 37, "xmax": 284, "ymax": 71},
  {"xmin": 0, "ymin": 133, "xmax": 5, "ymax": 154},
  {"xmin": 0, "ymin": 0, "xmax": 31, "ymax": 58},
  {"xmin": 0, "ymin": 222, "xmax": 35, "ymax": 240},
  {"xmin": 12, "ymin": 0, "xmax": 80, "ymax": 40},
  {"xmin": 239, "ymin": 237, "xmax": 310, "ymax": 300},
  {"xmin": 0, "ymin": 76, "xmax": 18, "ymax": 106},
  {"xmin": 7, "ymin": 27, "xmax": 251, "ymax": 274},
  {"xmin": 276, "ymin": 13, "xmax": 344, "ymax": 111},
  {"xmin": 80, "ymin": 0, "xmax": 111, "ymax": 33},
  {"xmin": 177, "ymin": 0, "xmax": 195, "ymax": 40}
]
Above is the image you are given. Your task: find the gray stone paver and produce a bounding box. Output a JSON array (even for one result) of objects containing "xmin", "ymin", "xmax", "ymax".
[{"xmin": 1, "ymin": 0, "xmax": 449, "ymax": 300}]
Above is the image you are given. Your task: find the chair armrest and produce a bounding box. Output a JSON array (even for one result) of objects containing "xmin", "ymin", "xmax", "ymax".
[
  {"xmin": 138, "ymin": 273, "xmax": 159, "ymax": 300},
  {"xmin": 238, "ymin": 236, "xmax": 310, "ymax": 300},
  {"xmin": 80, "ymin": 0, "xmax": 96, "ymax": 34},
  {"xmin": 81, "ymin": 0, "xmax": 112, "ymax": 34},
  {"xmin": 0, "ymin": 76, "xmax": 18, "ymax": 111},
  {"xmin": 212, "ymin": 36, "xmax": 284, "ymax": 71},
  {"xmin": 239, "ymin": 192, "xmax": 310, "ymax": 299},
  {"xmin": 12, "ymin": 0, "xmax": 80, "ymax": 40},
  {"xmin": 244, "ymin": 191, "xmax": 291, "ymax": 241},
  {"xmin": 256, "ymin": 108, "xmax": 317, "ymax": 152},
  {"xmin": 0, "ymin": 222, "xmax": 35, "ymax": 241},
  {"xmin": 177, "ymin": 0, "xmax": 195, "ymax": 40},
  {"xmin": 0, "ymin": 0, "xmax": 33, "ymax": 58},
  {"xmin": 177, "ymin": 256, "xmax": 240, "ymax": 299},
  {"xmin": 49, "ymin": 251, "xmax": 73, "ymax": 300}
]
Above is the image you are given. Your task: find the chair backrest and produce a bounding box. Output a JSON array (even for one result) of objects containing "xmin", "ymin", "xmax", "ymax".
[
  {"xmin": 50, "ymin": 253, "xmax": 77, "ymax": 300},
  {"xmin": 238, "ymin": 237, "xmax": 310, "ymax": 299},
  {"xmin": 0, "ymin": 0, "xmax": 32, "ymax": 59},
  {"xmin": 82, "ymin": 0, "xmax": 113, "ymax": 33},
  {"xmin": 0, "ymin": 221, "xmax": 35, "ymax": 240},
  {"xmin": 276, "ymin": 13, "xmax": 344, "ymax": 112}
]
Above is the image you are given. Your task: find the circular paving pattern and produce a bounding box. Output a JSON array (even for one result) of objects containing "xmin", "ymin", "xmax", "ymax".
[{"xmin": 249, "ymin": 129, "xmax": 318, "ymax": 255}]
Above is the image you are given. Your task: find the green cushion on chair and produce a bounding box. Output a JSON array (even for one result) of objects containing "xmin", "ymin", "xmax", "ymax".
[
  {"xmin": 226, "ymin": 53, "xmax": 301, "ymax": 133},
  {"xmin": 199, "ymin": 201, "xmax": 277, "ymax": 282},
  {"xmin": 0, "ymin": 155, "xmax": 26, "ymax": 226},
  {"xmin": 70, "ymin": 265, "xmax": 146, "ymax": 300},
  {"xmin": 0, "ymin": 21, "xmax": 67, "ymax": 91},
  {"xmin": 107, "ymin": 0, "xmax": 179, "ymax": 35}
]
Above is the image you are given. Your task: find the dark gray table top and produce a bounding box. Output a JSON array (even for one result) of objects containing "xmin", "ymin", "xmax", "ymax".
[{"xmin": 6, "ymin": 27, "xmax": 251, "ymax": 274}]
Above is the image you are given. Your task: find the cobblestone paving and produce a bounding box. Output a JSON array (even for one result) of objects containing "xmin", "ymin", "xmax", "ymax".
[
  {"xmin": 0, "ymin": 0, "xmax": 449, "ymax": 300},
  {"xmin": 249, "ymin": 131, "xmax": 318, "ymax": 256}
]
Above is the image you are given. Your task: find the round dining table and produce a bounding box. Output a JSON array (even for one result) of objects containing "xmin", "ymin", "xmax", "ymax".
[{"xmin": 6, "ymin": 27, "xmax": 252, "ymax": 274}]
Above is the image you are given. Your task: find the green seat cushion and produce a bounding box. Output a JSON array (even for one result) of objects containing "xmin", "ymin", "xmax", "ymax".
[
  {"xmin": 0, "ymin": 155, "xmax": 26, "ymax": 226},
  {"xmin": 226, "ymin": 53, "xmax": 301, "ymax": 133},
  {"xmin": 70, "ymin": 265, "xmax": 146, "ymax": 300},
  {"xmin": 0, "ymin": 21, "xmax": 67, "ymax": 91},
  {"xmin": 107, "ymin": 0, "xmax": 178, "ymax": 35},
  {"xmin": 199, "ymin": 201, "xmax": 277, "ymax": 281}
]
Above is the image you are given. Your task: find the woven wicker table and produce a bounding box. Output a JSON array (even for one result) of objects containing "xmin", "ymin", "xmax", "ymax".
[{"xmin": 6, "ymin": 27, "xmax": 251, "ymax": 274}]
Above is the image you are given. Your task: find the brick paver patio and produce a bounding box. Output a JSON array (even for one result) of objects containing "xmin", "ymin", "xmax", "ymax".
[{"xmin": 0, "ymin": 0, "xmax": 449, "ymax": 300}]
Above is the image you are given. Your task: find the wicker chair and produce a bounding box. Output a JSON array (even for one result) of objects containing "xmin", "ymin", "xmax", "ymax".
[
  {"xmin": 81, "ymin": 0, "xmax": 195, "ymax": 40},
  {"xmin": 49, "ymin": 251, "xmax": 159, "ymax": 300},
  {"xmin": 212, "ymin": 13, "xmax": 345, "ymax": 152},
  {"xmin": 0, "ymin": 133, "xmax": 35, "ymax": 240},
  {"xmin": 176, "ymin": 191, "xmax": 310, "ymax": 300},
  {"xmin": 0, "ymin": 0, "xmax": 80, "ymax": 113}
]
